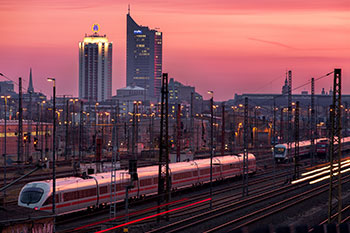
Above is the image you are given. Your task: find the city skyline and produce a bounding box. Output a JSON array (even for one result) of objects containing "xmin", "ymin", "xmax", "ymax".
[
  {"xmin": 79, "ymin": 27, "xmax": 113, "ymax": 102},
  {"xmin": 127, "ymin": 12, "xmax": 162, "ymax": 98},
  {"xmin": 1, "ymin": 0, "xmax": 349, "ymax": 100}
]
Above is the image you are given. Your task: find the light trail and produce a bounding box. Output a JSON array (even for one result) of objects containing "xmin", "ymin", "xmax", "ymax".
[
  {"xmin": 95, "ymin": 198, "xmax": 212, "ymax": 233},
  {"xmin": 301, "ymin": 165, "xmax": 330, "ymax": 177},
  {"xmin": 291, "ymin": 169, "xmax": 330, "ymax": 184},
  {"xmin": 309, "ymin": 167, "xmax": 350, "ymax": 184},
  {"xmin": 292, "ymin": 159, "xmax": 350, "ymax": 185},
  {"xmin": 74, "ymin": 197, "xmax": 189, "ymax": 231},
  {"xmin": 301, "ymin": 159, "xmax": 350, "ymax": 177}
]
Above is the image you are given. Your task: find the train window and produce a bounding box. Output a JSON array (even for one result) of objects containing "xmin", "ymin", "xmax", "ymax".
[
  {"xmin": 100, "ymin": 186, "xmax": 108, "ymax": 194},
  {"xmin": 117, "ymin": 183, "xmax": 128, "ymax": 191},
  {"xmin": 20, "ymin": 187, "xmax": 44, "ymax": 204},
  {"xmin": 79, "ymin": 188, "xmax": 96, "ymax": 198},
  {"xmin": 174, "ymin": 172, "xmax": 192, "ymax": 180},
  {"xmin": 63, "ymin": 191, "xmax": 79, "ymax": 201},
  {"xmin": 193, "ymin": 171, "xmax": 198, "ymax": 176},
  {"xmin": 275, "ymin": 147, "xmax": 285, "ymax": 154},
  {"xmin": 43, "ymin": 194, "xmax": 60, "ymax": 206},
  {"xmin": 140, "ymin": 178, "xmax": 152, "ymax": 186},
  {"xmin": 200, "ymin": 168, "xmax": 210, "ymax": 175},
  {"xmin": 153, "ymin": 177, "xmax": 158, "ymax": 183},
  {"xmin": 173, "ymin": 173, "xmax": 181, "ymax": 180}
]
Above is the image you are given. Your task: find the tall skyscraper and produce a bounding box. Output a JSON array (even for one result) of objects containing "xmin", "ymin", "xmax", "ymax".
[
  {"xmin": 127, "ymin": 12, "xmax": 162, "ymax": 98},
  {"xmin": 79, "ymin": 24, "xmax": 112, "ymax": 102}
]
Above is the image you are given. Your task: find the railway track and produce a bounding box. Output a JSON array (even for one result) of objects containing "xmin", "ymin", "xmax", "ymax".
[
  {"xmin": 147, "ymin": 174, "xmax": 350, "ymax": 233},
  {"xmin": 56, "ymin": 160, "xmax": 310, "ymax": 232}
]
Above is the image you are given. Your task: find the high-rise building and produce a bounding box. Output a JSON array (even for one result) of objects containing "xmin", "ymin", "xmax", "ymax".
[
  {"xmin": 127, "ymin": 12, "xmax": 162, "ymax": 99},
  {"xmin": 79, "ymin": 24, "xmax": 113, "ymax": 102}
]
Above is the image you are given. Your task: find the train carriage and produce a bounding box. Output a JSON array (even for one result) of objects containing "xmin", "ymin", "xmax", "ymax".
[
  {"xmin": 274, "ymin": 136, "xmax": 350, "ymax": 163},
  {"xmin": 18, "ymin": 154, "xmax": 257, "ymax": 215}
]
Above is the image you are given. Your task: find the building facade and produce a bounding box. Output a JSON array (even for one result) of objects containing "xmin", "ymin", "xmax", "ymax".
[
  {"xmin": 126, "ymin": 13, "xmax": 162, "ymax": 99},
  {"xmin": 79, "ymin": 24, "xmax": 113, "ymax": 102}
]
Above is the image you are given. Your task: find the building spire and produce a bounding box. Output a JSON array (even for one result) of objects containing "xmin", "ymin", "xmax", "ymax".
[
  {"xmin": 28, "ymin": 67, "xmax": 34, "ymax": 93},
  {"xmin": 128, "ymin": 4, "xmax": 130, "ymax": 15}
]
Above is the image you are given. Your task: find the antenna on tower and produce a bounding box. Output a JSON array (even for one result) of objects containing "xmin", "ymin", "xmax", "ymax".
[{"xmin": 128, "ymin": 4, "xmax": 130, "ymax": 15}]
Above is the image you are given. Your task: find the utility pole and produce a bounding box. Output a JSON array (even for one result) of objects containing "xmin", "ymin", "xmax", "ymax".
[
  {"xmin": 176, "ymin": 104, "xmax": 181, "ymax": 162},
  {"xmin": 132, "ymin": 102, "xmax": 136, "ymax": 158},
  {"xmin": 280, "ymin": 108, "xmax": 284, "ymax": 143},
  {"xmin": 157, "ymin": 73, "xmax": 170, "ymax": 221},
  {"xmin": 294, "ymin": 101, "xmax": 300, "ymax": 179},
  {"xmin": 221, "ymin": 104, "xmax": 225, "ymax": 156},
  {"xmin": 242, "ymin": 97, "xmax": 249, "ymax": 196},
  {"xmin": 328, "ymin": 69, "xmax": 342, "ymax": 224},
  {"xmin": 254, "ymin": 106, "xmax": 257, "ymax": 149},
  {"xmin": 41, "ymin": 101, "xmax": 45, "ymax": 160},
  {"xmin": 71, "ymin": 99, "xmax": 76, "ymax": 160},
  {"xmin": 2, "ymin": 95, "xmax": 10, "ymax": 199},
  {"xmin": 272, "ymin": 99, "xmax": 276, "ymax": 185},
  {"xmin": 110, "ymin": 102, "xmax": 118, "ymax": 218},
  {"xmin": 47, "ymin": 77, "xmax": 56, "ymax": 226},
  {"xmin": 150, "ymin": 104, "xmax": 154, "ymax": 155},
  {"xmin": 17, "ymin": 77, "xmax": 23, "ymax": 163},
  {"xmin": 287, "ymin": 70, "xmax": 292, "ymax": 164},
  {"xmin": 208, "ymin": 91, "xmax": 214, "ymax": 209},
  {"xmin": 116, "ymin": 101, "xmax": 120, "ymax": 161},
  {"xmin": 28, "ymin": 90, "xmax": 32, "ymax": 162},
  {"xmin": 345, "ymin": 102, "xmax": 348, "ymax": 137},
  {"xmin": 190, "ymin": 92, "xmax": 194, "ymax": 152},
  {"xmin": 65, "ymin": 98, "xmax": 69, "ymax": 160},
  {"xmin": 79, "ymin": 100, "xmax": 83, "ymax": 166},
  {"xmin": 311, "ymin": 78, "xmax": 315, "ymax": 165}
]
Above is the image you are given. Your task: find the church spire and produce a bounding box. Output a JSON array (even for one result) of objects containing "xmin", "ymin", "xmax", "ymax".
[{"xmin": 28, "ymin": 68, "xmax": 34, "ymax": 93}]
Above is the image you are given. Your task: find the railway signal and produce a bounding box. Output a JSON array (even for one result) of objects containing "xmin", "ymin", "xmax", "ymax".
[{"xmin": 129, "ymin": 159, "xmax": 138, "ymax": 181}]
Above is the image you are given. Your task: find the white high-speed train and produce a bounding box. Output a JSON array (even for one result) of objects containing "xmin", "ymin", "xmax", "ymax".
[
  {"xmin": 18, "ymin": 154, "xmax": 256, "ymax": 214},
  {"xmin": 273, "ymin": 136, "xmax": 350, "ymax": 163}
]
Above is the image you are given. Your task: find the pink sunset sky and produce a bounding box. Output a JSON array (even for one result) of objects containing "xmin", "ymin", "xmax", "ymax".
[{"xmin": 1, "ymin": 0, "xmax": 349, "ymax": 100}]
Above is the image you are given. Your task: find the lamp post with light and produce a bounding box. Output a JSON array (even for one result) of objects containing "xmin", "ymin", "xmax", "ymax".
[
  {"xmin": 47, "ymin": 77, "xmax": 56, "ymax": 216},
  {"xmin": 208, "ymin": 90, "xmax": 214, "ymax": 209},
  {"xmin": 1, "ymin": 95, "xmax": 10, "ymax": 199},
  {"xmin": 40, "ymin": 101, "xmax": 46, "ymax": 160}
]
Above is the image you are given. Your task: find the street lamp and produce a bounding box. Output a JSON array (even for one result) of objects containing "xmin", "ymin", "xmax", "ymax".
[
  {"xmin": 1, "ymin": 95, "xmax": 10, "ymax": 199},
  {"xmin": 41, "ymin": 101, "xmax": 46, "ymax": 160},
  {"xmin": 95, "ymin": 102, "xmax": 99, "ymax": 138},
  {"xmin": 47, "ymin": 77, "xmax": 56, "ymax": 216},
  {"xmin": 207, "ymin": 90, "xmax": 214, "ymax": 209}
]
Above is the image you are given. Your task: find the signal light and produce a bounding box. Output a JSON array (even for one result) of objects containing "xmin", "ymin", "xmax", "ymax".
[
  {"xmin": 23, "ymin": 134, "xmax": 28, "ymax": 143},
  {"xmin": 34, "ymin": 137, "xmax": 38, "ymax": 147}
]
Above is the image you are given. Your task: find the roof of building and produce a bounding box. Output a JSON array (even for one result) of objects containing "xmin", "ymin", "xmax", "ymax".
[{"xmin": 118, "ymin": 86, "xmax": 145, "ymax": 91}]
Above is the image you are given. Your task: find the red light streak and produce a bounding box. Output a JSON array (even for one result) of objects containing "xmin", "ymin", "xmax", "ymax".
[
  {"xmin": 74, "ymin": 197, "xmax": 189, "ymax": 231},
  {"xmin": 95, "ymin": 198, "xmax": 212, "ymax": 233}
]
